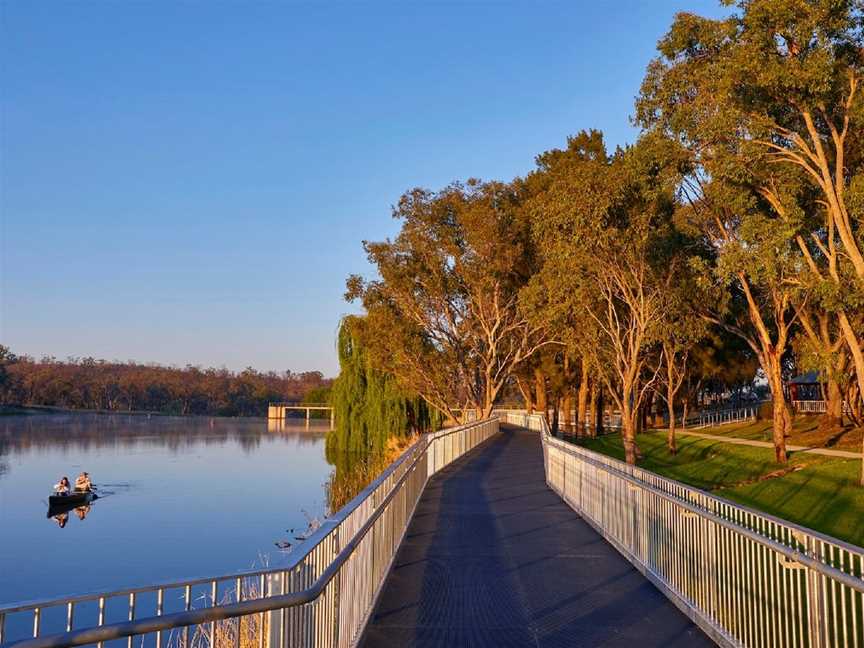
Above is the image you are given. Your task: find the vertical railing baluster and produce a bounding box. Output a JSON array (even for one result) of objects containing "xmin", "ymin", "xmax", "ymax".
[
  {"xmin": 258, "ymin": 574, "xmax": 266, "ymax": 648},
  {"xmin": 155, "ymin": 588, "xmax": 163, "ymax": 648},
  {"xmin": 32, "ymin": 608, "xmax": 41, "ymax": 639},
  {"xmin": 183, "ymin": 585, "xmax": 191, "ymax": 648},
  {"xmin": 66, "ymin": 601, "xmax": 75, "ymax": 633},
  {"xmin": 279, "ymin": 571, "xmax": 287, "ymax": 648},
  {"xmin": 97, "ymin": 596, "xmax": 105, "ymax": 648},
  {"xmin": 234, "ymin": 577, "xmax": 242, "ymax": 648},
  {"xmin": 210, "ymin": 580, "xmax": 218, "ymax": 647},
  {"xmin": 127, "ymin": 592, "xmax": 136, "ymax": 648}
]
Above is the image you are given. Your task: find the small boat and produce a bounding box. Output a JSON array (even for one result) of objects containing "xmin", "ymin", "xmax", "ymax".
[
  {"xmin": 47, "ymin": 491, "xmax": 96, "ymax": 517},
  {"xmin": 49, "ymin": 490, "xmax": 94, "ymax": 506}
]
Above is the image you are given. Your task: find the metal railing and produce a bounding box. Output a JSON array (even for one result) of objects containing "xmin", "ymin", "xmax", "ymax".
[
  {"xmin": 685, "ymin": 405, "xmax": 759, "ymax": 429},
  {"xmin": 0, "ymin": 418, "xmax": 501, "ymax": 648},
  {"xmin": 501, "ymin": 411, "xmax": 864, "ymax": 648},
  {"xmin": 792, "ymin": 400, "xmax": 854, "ymax": 415},
  {"xmin": 795, "ymin": 401, "xmax": 828, "ymax": 414}
]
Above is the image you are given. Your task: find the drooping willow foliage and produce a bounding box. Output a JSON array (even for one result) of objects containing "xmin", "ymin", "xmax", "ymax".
[{"xmin": 327, "ymin": 316, "xmax": 441, "ymax": 456}]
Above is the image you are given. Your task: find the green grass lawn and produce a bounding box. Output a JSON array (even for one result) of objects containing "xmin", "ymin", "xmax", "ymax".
[
  {"xmin": 578, "ymin": 431, "xmax": 864, "ymax": 549},
  {"xmin": 693, "ymin": 416, "xmax": 862, "ymax": 451}
]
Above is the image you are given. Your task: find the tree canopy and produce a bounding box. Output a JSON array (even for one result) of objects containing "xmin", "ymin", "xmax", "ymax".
[{"xmin": 340, "ymin": 0, "xmax": 864, "ymax": 476}]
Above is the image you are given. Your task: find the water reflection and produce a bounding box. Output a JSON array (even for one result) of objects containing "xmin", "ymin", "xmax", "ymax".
[
  {"xmin": 1, "ymin": 413, "xmax": 332, "ymax": 608},
  {"xmin": 48, "ymin": 502, "xmax": 91, "ymax": 527},
  {"xmin": 267, "ymin": 418, "xmax": 334, "ymax": 434},
  {"xmin": 0, "ymin": 413, "xmax": 326, "ymax": 460}
]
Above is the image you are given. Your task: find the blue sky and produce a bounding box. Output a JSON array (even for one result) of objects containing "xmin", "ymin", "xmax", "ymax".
[{"xmin": 1, "ymin": 1, "xmax": 727, "ymax": 377}]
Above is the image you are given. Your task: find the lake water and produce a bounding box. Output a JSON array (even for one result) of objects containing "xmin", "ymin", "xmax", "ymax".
[{"xmin": 0, "ymin": 414, "xmax": 334, "ymax": 611}]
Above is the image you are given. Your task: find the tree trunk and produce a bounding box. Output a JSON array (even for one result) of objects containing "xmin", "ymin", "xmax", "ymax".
[
  {"xmin": 561, "ymin": 390, "xmax": 572, "ymax": 430},
  {"xmin": 534, "ymin": 368, "xmax": 547, "ymax": 421},
  {"xmin": 848, "ymin": 382, "xmax": 863, "ymax": 426},
  {"xmin": 666, "ymin": 382, "xmax": 677, "ymax": 455},
  {"xmin": 766, "ymin": 358, "xmax": 791, "ymax": 463},
  {"xmin": 594, "ymin": 384, "xmax": 604, "ymax": 437},
  {"xmin": 586, "ymin": 381, "xmax": 597, "ymax": 438},
  {"xmin": 822, "ymin": 378, "xmax": 844, "ymax": 431},
  {"xmin": 577, "ymin": 363, "xmax": 589, "ymax": 436},
  {"xmin": 837, "ymin": 311, "xmax": 864, "ymax": 485},
  {"xmin": 643, "ymin": 390, "xmax": 655, "ymax": 429},
  {"xmin": 838, "ymin": 311, "xmax": 864, "ymax": 486},
  {"xmin": 621, "ymin": 400, "xmax": 639, "ymax": 465},
  {"xmin": 516, "ymin": 377, "xmax": 534, "ymax": 414}
]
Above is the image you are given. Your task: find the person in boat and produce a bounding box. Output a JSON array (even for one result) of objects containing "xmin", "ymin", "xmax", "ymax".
[
  {"xmin": 74, "ymin": 472, "xmax": 93, "ymax": 493},
  {"xmin": 54, "ymin": 476, "xmax": 70, "ymax": 496}
]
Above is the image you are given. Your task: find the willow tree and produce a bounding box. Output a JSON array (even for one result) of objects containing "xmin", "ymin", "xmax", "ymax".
[
  {"xmin": 346, "ymin": 180, "xmax": 549, "ymax": 422},
  {"xmin": 328, "ymin": 316, "xmax": 440, "ymax": 455}
]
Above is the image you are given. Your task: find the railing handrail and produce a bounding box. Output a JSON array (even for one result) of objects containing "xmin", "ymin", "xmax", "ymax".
[
  {"xmin": 516, "ymin": 410, "xmax": 864, "ymax": 648},
  {"xmin": 541, "ymin": 423, "xmax": 864, "ymax": 590},
  {"xmin": 534, "ymin": 412, "xmax": 864, "ymax": 556},
  {"xmin": 0, "ymin": 417, "xmax": 494, "ymax": 616}
]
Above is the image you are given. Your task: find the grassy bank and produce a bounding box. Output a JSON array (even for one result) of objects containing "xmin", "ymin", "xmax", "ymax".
[{"xmin": 578, "ymin": 431, "xmax": 864, "ymax": 548}]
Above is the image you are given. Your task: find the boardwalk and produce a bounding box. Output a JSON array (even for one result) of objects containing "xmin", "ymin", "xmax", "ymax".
[{"xmin": 361, "ymin": 425, "xmax": 715, "ymax": 648}]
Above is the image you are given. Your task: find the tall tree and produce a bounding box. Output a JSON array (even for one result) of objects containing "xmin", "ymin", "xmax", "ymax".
[
  {"xmin": 346, "ymin": 180, "xmax": 548, "ymax": 421},
  {"xmin": 639, "ymin": 0, "xmax": 864, "ymax": 471},
  {"xmin": 524, "ymin": 132, "xmax": 686, "ymax": 464},
  {"xmin": 656, "ymin": 272, "xmax": 708, "ymax": 454}
]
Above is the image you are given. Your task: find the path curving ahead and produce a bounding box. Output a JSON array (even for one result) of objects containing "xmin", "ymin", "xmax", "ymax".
[{"xmin": 359, "ymin": 425, "xmax": 715, "ymax": 648}]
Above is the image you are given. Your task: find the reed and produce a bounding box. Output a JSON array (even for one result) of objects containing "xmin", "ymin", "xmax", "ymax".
[
  {"xmin": 325, "ymin": 434, "xmax": 416, "ymax": 513},
  {"xmin": 167, "ymin": 575, "xmax": 268, "ymax": 648}
]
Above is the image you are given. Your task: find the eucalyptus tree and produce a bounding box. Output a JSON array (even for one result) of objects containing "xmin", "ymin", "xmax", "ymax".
[
  {"xmin": 639, "ymin": 0, "xmax": 864, "ymax": 473},
  {"xmin": 518, "ymin": 130, "xmax": 609, "ymax": 437},
  {"xmin": 346, "ymin": 179, "xmax": 549, "ymax": 422},
  {"xmin": 524, "ymin": 132, "xmax": 686, "ymax": 464},
  {"xmin": 655, "ymin": 259, "xmax": 709, "ymax": 454}
]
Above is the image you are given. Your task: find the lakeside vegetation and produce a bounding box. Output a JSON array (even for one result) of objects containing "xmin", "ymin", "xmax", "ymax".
[
  {"xmin": 0, "ymin": 346, "xmax": 330, "ymax": 417},
  {"xmin": 578, "ymin": 430, "xmax": 864, "ymax": 547},
  {"xmin": 327, "ymin": 317, "xmax": 441, "ymax": 456},
  {"xmin": 322, "ymin": 317, "xmax": 441, "ymax": 509}
]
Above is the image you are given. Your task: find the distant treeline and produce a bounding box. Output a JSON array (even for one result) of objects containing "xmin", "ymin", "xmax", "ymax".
[{"xmin": 0, "ymin": 348, "xmax": 331, "ymax": 417}]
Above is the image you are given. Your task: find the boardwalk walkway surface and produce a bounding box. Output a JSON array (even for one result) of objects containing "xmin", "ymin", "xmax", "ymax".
[{"xmin": 360, "ymin": 425, "xmax": 715, "ymax": 648}]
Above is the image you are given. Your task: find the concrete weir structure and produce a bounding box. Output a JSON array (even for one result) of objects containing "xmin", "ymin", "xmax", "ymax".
[{"xmin": 268, "ymin": 402, "xmax": 334, "ymax": 428}]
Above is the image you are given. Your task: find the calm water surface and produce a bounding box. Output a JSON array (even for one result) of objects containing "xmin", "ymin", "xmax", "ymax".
[{"xmin": 0, "ymin": 414, "xmax": 333, "ymax": 607}]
